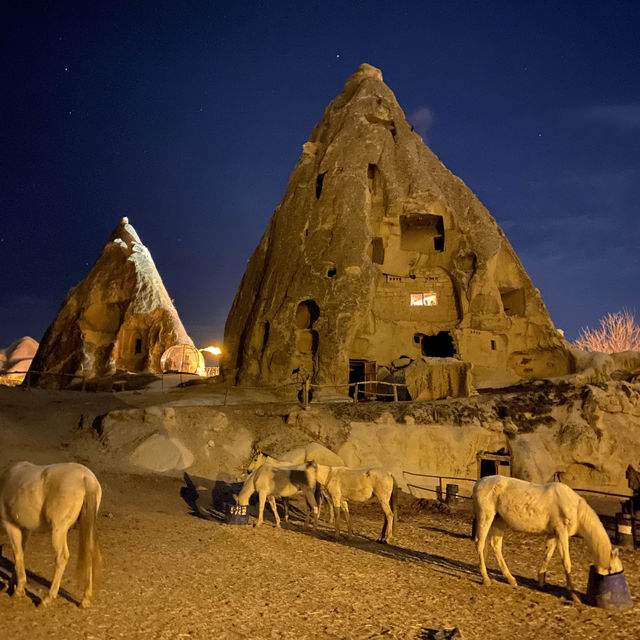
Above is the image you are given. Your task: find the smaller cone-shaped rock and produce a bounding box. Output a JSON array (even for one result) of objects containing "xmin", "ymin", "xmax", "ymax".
[
  {"xmin": 29, "ymin": 218, "xmax": 192, "ymax": 387},
  {"xmin": 223, "ymin": 64, "xmax": 572, "ymax": 392}
]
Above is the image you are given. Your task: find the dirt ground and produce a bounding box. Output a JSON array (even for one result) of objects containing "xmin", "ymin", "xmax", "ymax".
[{"xmin": 1, "ymin": 387, "xmax": 640, "ymax": 639}]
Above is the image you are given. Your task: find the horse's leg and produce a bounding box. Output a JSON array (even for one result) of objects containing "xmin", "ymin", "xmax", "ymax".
[
  {"xmin": 342, "ymin": 501, "xmax": 353, "ymax": 539},
  {"xmin": 489, "ymin": 519, "xmax": 517, "ymax": 586},
  {"xmin": 475, "ymin": 510, "xmax": 495, "ymax": 586},
  {"xmin": 267, "ymin": 496, "xmax": 281, "ymax": 528},
  {"xmin": 255, "ymin": 491, "xmax": 267, "ymax": 527},
  {"xmin": 538, "ymin": 535, "xmax": 557, "ymax": 587},
  {"xmin": 377, "ymin": 497, "xmax": 394, "ymax": 544},
  {"xmin": 42, "ymin": 526, "xmax": 71, "ymax": 605},
  {"xmin": 4, "ymin": 522, "xmax": 26, "ymax": 597},
  {"xmin": 301, "ymin": 487, "xmax": 318, "ymax": 530},
  {"xmin": 333, "ymin": 501, "xmax": 342, "ymax": 539},
  {"xmin": 556, "ymin": 529, "xmax": 580, "ymax": 603}
]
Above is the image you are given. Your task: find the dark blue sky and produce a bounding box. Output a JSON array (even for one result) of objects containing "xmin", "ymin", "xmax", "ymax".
[{"xmin": 2, "ymin": 1, "xmax": 639, "ymax": 349}]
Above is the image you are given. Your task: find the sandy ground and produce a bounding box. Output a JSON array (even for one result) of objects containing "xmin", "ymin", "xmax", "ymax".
[{"xmin": 1, "ymin": 386, "xmax": 640, "ymax": 639}]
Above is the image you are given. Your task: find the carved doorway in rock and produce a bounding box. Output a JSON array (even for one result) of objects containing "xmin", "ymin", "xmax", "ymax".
[
  {"xmin": 477, "ymin": 450, "xmax": 511, "ymax": 479},
  {"xmin": 348, "ymin": 359, "xmax": 376, "ymax": 400}
]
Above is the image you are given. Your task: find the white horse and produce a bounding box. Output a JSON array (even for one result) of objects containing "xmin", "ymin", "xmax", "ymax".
[
  {"xmin": 473, "ymin": 475, "xmax": 622, "ymax": 602},
  {"xmin": 324, "ymin": 467, "xmax": 398, "ymax": 543},
  {"xmin": 0, "ymin": 461, "xmax": 102, "ymax": 607},
  {"xmin": 248, "ymin": 451, "xmax": 334, "ymax": 522},
  {"xmin": 237, "ymin": 461, "xmax": 319, "ymax": 529}
]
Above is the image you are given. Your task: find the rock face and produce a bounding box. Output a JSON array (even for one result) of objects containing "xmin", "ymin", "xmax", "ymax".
[
  {"xmin": 0, "ymin": 336, "xmax": 39, "ymax": 385},
  {"xmin": 29, "ymin": 218, "xmax": 192, "ymax": 386},
  {"xmin": 223, "ymin": 63, "xmax": 570, "ymax": 392},
  {"xmin": 0, "ymin": 336, "xmax": 39, "ymax": 373}
]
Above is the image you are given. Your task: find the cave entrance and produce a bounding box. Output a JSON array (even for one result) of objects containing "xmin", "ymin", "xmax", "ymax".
[
  {"xmin": 348, "ymin": 359, "xmax": 377, "ymax": 400},
  {"xmin": 421, "ymin": 331, "xmax": 455, "ymax": 358},
  {"xmin": 477, "ymin": 450, "xmax": 511, "ymax": 479}
]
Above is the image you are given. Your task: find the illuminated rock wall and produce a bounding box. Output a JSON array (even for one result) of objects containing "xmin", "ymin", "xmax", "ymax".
[
  {"xmin": 29, "ymin": 219, "xmax": 192, "ymax": 386},
  {"xmin": 223, "ymin": 64, "xmax": 571, "ymax": 390}
]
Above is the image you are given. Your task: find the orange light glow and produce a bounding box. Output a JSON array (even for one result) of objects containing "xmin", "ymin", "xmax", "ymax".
[{"xmin": 200, "ymin": 346, "xmax": 222, "ymax": 356}]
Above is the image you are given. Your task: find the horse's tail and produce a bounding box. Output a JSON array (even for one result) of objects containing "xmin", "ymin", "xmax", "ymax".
[
  {"xmin": 390, "ymin": 476, "xmax": 399, "ymax": 533},
  {"xmin": 77, "ymin": 475, "xmax": 102, "ymax": 594}
]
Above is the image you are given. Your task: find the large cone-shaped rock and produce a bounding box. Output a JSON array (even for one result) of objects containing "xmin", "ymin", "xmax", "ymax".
[
  {"xmin": 223, "ymin": 63, "xmax": 571, "ymax": 389},
  {"xmin": 29, "ymin": 218, "xmax": 192, "ymax": 386}
]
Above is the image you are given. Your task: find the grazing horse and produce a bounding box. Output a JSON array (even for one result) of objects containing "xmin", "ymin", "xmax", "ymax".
[
  {"xmin": 248, "ymin": 451, "xmax": 334, "ymax": 522},
  {"xmin": 324, "ymin": 467, "xmax": 398, "ymax": 543},
  {"xmin": 473, "ymin": 475, "xmax": 622, "ymax": 602},
  {"xmin": 237, "ymin": 461, "xmax": 319, "ymax": 529},
  {"xmin": 0, "ymin": 461, "xmax": 102, "ymax": 607}
]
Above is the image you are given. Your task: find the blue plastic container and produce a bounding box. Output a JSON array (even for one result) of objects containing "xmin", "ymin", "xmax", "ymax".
[
  {"xmin": 225, "ymin": 503, "xmax": 249, "ymax": 525},
  {"xmin": 586, "ymin": 565, "xmax": 633, "ymax": 609}
]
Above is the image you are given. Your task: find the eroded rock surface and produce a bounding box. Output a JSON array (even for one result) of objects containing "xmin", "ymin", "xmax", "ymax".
[
  {"xmin": 29, "ymin": 218, "xmax": 192, "ymax": 387},
  {"xmin": 223, "ymin": 63, "xmax": 570, "ymax": 392}
]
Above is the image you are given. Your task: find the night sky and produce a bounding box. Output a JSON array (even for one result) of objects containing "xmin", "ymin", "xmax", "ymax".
[{"xmin": 2, "ymin": 1, "xmax": 639, "ymax": 351}]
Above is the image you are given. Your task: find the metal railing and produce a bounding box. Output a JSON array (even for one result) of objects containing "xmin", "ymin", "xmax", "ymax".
[{"xmin": 403, "ymin": 470, "xmax": 476, "ymax": 502}]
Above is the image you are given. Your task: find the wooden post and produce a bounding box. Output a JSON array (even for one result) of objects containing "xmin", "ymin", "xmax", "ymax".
[
  {"xmin": 353, "ymin": 382, "xmax": 359, "ymax": 403},
  {"xmin": 439, "ymin": 477, "xmax": 444, "ymax": 503},
  {"xmin": 304, "ymin": 378, "xmax": 310, "ymax": 408},
  {"xmin": 81, "ymin": 376, "xmax": 86, "ymax": 392},
  {"xmin": 393, "ymin": 384, "xmax": 398, "ymax": 402}
]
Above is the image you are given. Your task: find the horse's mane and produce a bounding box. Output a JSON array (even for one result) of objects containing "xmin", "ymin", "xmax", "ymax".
[{"xmin": 576, "ymin": 496, "xmax": 611, "ymax": 567}]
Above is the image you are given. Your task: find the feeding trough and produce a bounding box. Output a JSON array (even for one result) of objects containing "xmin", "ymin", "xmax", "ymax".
[
  {"xmin": 225, "ymin": 503, "xmax": 249, "ymax": 525},
  {"xmin": 585, "ymin": 565, "xmax": 633, "ymax": 609}
]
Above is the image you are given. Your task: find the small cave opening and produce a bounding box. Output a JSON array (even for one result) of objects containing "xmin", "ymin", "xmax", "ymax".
[
  {"xmin": 500, "ymin": 288, "xmax": 525, "ymax": 317},
  {"xmin": 367, "ymin": 163, "xmax": 379, "ymax": 194},
  {"xmin": 295, "ymin": 300, "xmax": 320, "ymax": 329},
  {"xmin": 316, "ymin": 172, "xmax": 327, "ymax": 199},
  {"xmin": 327, "ymin": 266, "xmax": 337, "ymax": 278},
  {"xmin": 400, "ymin": 213, "xmax": 445, "ymax": 253},
  {"xmin": 367, "ymin": 237, "xmax": 385, "ymax": 265},
  {"xmin": 420, "ymin": 331, "xmax": 456, "ymax": 358},
  {"xmin": 134, "ymin": 338, "xmax": 142, "ymax": 354},
  {"xmin": 262, "ymin": 322, "xmax": 270, "ymax": 350}
]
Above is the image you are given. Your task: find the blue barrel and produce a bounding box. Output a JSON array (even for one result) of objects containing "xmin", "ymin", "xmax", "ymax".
[
  {"xmin": 225, "ymin": 503, "xmax": 249, "ymax": 525},
  {"xmin": 586, "ymin": 565, "xmax": 633, "ymax": 609}
]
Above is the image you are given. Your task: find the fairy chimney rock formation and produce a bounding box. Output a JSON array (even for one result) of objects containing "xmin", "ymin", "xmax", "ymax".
[
  {"xmin": 30, "ymin": 218, "xmax": 192, "ymax": 386},
  {"xmin": 223, "ymin": 63, "xmax": 571, "ymax": 392}
]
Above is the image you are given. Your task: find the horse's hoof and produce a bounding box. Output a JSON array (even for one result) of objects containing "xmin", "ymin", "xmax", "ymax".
[
  {"xmin": 80, "ymin": 598, "xmax": 91, "ymax": 608},
  {"xmin": 507, "ymin": 579, "xmax": 518, "ymax": 587},
  {"xmin": 570, "ymin": 593, "xmax": 581, "ymax": 604},
  {"xmin": 482, "ymin": 578, "xmax": 492, "ymax": 586},
  {"xmin": 13, "ymin": 588, "xmax": 25, "ymax": 598},
  {"xmin": 40, "ymin": 596, "xmax": 53, "ymax": 607}
]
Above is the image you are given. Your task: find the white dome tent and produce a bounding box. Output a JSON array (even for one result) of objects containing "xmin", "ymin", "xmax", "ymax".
[{"xmin": 160, "ymin": 344, "xmax": 204, "ymax": 375}]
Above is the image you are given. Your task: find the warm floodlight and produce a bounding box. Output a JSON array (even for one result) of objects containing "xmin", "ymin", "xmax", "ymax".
[{"xmin": 200, "ymin": 346, "xmax": 222, "ymax": 356}]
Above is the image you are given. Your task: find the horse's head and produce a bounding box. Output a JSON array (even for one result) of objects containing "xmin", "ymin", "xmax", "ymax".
[{"xmin": 247, "ymin": 451, "xmax": 268, "ymax": 473}]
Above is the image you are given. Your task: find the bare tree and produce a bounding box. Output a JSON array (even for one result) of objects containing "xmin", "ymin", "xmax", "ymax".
[{"xmin": 575, "ymin": 309, "xmax": 640, "ymax": 353}]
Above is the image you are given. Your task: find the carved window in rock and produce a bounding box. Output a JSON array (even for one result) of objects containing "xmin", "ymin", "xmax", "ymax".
[
  {"xmin": 295, "ymin": 300, "xmax": 320, "ymax": 329},
  {"xmin": 400, "ymin": 213, "xmax": 444, "ymax": 253},
  {"xmin": 499, "ymin": 288, "xmax": 525, "ymax": 317},
  {"xmin": 135, "ymin": 338, "xmax": 142, "ymax": 354},
  {"xmin": 295, "ymin": 300, "xmax": 320, "ymax": 358},
  {"xmin": 410, "ymin": 292, "xmax": 438, "ymax": 307},
  {"xmin": 420, "ymin": 331, "xmax": 455, "ymax": 358},
  {"xmin": 368, "ymin": 237, "xmax": 384, "ymax": 264}
]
